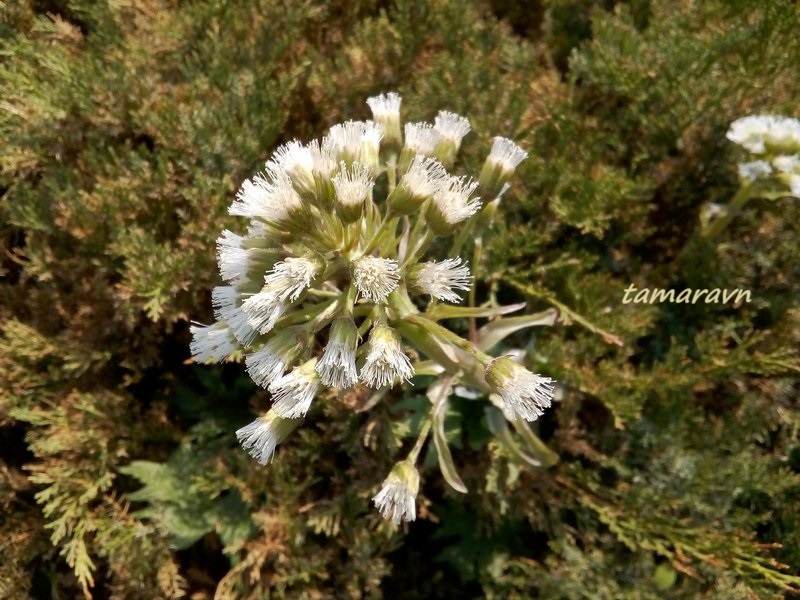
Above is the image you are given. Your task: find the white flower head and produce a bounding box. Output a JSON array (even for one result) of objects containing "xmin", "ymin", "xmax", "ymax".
[
  {"xmin": 738, "ymin": 160, "xmax": 773, "ymax": 181},
  {"xmin": 353, "ymin": 256, "xmax": 401, "ymax": 302},
  {"xmin": 388, "ymin": 155, "xmax": 448, "ymax": 215},
  {"xmin": 403, "ymin": 122, "xmax": 440, "ymax": 156},
  {"xmin": 485, "ymin": 356, "xmax": 555, "ymax": 422},
  {"xmin": 789, "ymin": 174, "xmax": 800, "ymax": 197},
  {"xmin": 367, "ymin": 92, "xmax": 402, "ymax": 146},
  {"xmin": 190, "ymin": 323, "xmax": 238, "ymax": 363},
  {"xmin": 216, "ymin": 229, "xmax": 248, "ymax": 283},
  {"xmin": 265, "ymin": 256, "xmax": 321, "ymax": 302},
  {"xmin": 325, "ymin": 120, "xmax": 383, "ymax": 171},
  {"xmin": 373, "ymin": 460, "xmax": 420, "ymax": 525},
  {"xmin": 246, "ymin": 328, "xmax": 304, "ymax": 388},
  {"xmin": 332, "ymin": 161, "xmax": 374, "ymax": 223},
  {"xmin": 428, "ymin": 175, "xmax": 481, "ymax": 235},
  {"xmin": 236, "ymin": 411, "xmax": 301, "ymax": 465},
  {"xmin": 269, "ymin": 358, "xmax": 320, "ymax": 418},
  {"xmin": 773, "ymin": 155, "xmax": 800, "ymax": 174},
  {"xmin": 266, "ymin": 140, "xmax": 316, "ymax": 197},
  {"xmin": 230, "ymin": 171, "xmax": 304, "ymax": 225},
  {"xmin": 316, "ymin": 317, "xmax": 359, "ymax": 389},
  {"xmin": 487, "ymin": 137, "xmax": 528, "ymax": 172},
  {"xmin": 361, "ymin": 325, "xmax": 414, "ymax": 388},
  {"xmin": 308, "ymin": 139, "xmax": 338, "ymax": 179},
  {"xmin": 411, "ymin": 257, "xmax": 472, "ymax": 303},
  {"xmin": 240, "ymin": 290, "xmax": 285, "ymax": 335},
  {"xmin": 212, "ymin": 285, "xmax": 259, "ymax": 345},
  {"xmin": 434, "ymin": 111, "xmax": 471, "ymax": 163},
  {"xmin": 727, "ymin": 115, "xmax": 800, "ymax": 155}
]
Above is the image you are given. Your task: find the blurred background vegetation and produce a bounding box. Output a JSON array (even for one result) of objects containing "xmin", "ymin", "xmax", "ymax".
[{"xmin": 2, "ymin": 0, "xmax": 800, "ymax": 598}]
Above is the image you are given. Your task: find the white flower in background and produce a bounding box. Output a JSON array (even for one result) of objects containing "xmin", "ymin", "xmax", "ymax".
[
  {"xmin": 236, "ymin": 411, "xmax": 301, "ymax": 465},
  {"xmin": 190, "ymin": 323, "xmax": 239, "ymax": 363},
  {"xmin": 738, "ymin": 160, "xmax": 773, "ymax": 181},
  {"xmin": 316, "ymin": 317, "xmax": 359, "ymax": 389},
  {"xmin": 774, "ymin": 155, "xmax": 800, "ymax": 174},
  {"xmin": 373, "ymin": 461, "xmax": 420, "ymax": 525},
  {"xmin": 727, "ymin": 115, "xmax": 800, "ymax": 154},
  {"xmin": 269, "ymin": 358, "xmax": 321, "ymax": 418},
  {"xmin": 427, "ymin": 175, "xmax": 481, "ymax": 235},
  {"xmin": 361, "ymin": 325, "xmax": 413, "ymax": 388},
  {"xmin": 410, "ymin": 257, "xmax": 472, "ymax": 303},
  {"xmin": 485, "ymin": 356, "xmax": 555, "ymax": 422},
  {"xmin": 352, "ymin": 256, "xmax": 401, "ymax": 302}
]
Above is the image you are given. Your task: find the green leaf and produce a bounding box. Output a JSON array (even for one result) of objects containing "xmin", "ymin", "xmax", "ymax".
[
  {"xmin": 426, "ymin": 302, "xmax": 526, "ymax": 321},
  {"xmin": 476, "ymin": 308, "xmax": 559, "ymax": 352},
  {"xmin": 428, "ymin": 376, "xmax": 467, "ymax": 493}
]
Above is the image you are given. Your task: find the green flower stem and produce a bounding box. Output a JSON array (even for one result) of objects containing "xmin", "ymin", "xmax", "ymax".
[
  {"xmin": 407, "ymin": 413, "xmax": 433, "ymax": 464},
  {"xmin": 404, "ymin": 314, "xmax": 492, "ymax": 366},
  {"xmin": 702, "ymin": 182, "xmax": 753, "ymax": 241}
]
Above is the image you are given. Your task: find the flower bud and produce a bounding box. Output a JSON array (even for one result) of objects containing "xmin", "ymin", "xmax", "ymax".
[{"xmin": 246, "ymin": 327, "xmax": 306, "ymax": 388}]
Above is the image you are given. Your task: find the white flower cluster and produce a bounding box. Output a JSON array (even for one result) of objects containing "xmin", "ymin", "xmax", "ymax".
[
  {"xmin": 727, "ymin": 115, "xmax": 800, "ymax": 197},
  {"xmin": 192, "ymin": 92, "xmax": 555, "ymax": 524}
]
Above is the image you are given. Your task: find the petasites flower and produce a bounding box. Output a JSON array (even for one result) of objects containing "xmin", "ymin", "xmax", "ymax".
[
  {"xmin": 427, "ymin": 175, "xmax": 481, "ymax": 235},
  {"xmin": 433, "ymin": 110, "xmax": 470, "ymax": 165},
  {"xmin": 332, "ymin": 161, "xmax": 374, "ymax": 223},
  {"xmin": 353, "ymin": 256, "xmax": 401, "ymax": 302},
  {"xmin": 236, "ymin": 411, "xmax": 302, "ymax": 465},
  {"xmin": 367, "ymin": 92, "xmax": 402, "ymax": 149},
  {"xmin": 373, "ymin": 460, "xmax": 420, "ymax": 525},
  {"xmin": 269, "ymin": 358, "xmax": 320, "ymax": 418},
  {"xmin": 361, "ymin": 325, "xmax": 413, "ymax": 388},
  {"xmin": 485, "ymin": 356, "xmax": 555, "ymax": 422},
  {"xmin": 479, "ymin": 136, "xmax": 528, "ymax": 199},
  {"xmin": 387, "ymin": 155, "xmax": 447, "ymax": 215},
  {"xmin": 193, "ymin": 92, "xmax": 559, "ymax": 521},
  {"xmin": 246, "ymin": 328, "xmax": 305, "ymax": 388},
  {"xmin": 409, "ymin": 257, "xmax": 472, "ymax": 303},
  {"xmin": 316, "ymin": 317, "xmax": 359, "ymax": 389}
]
